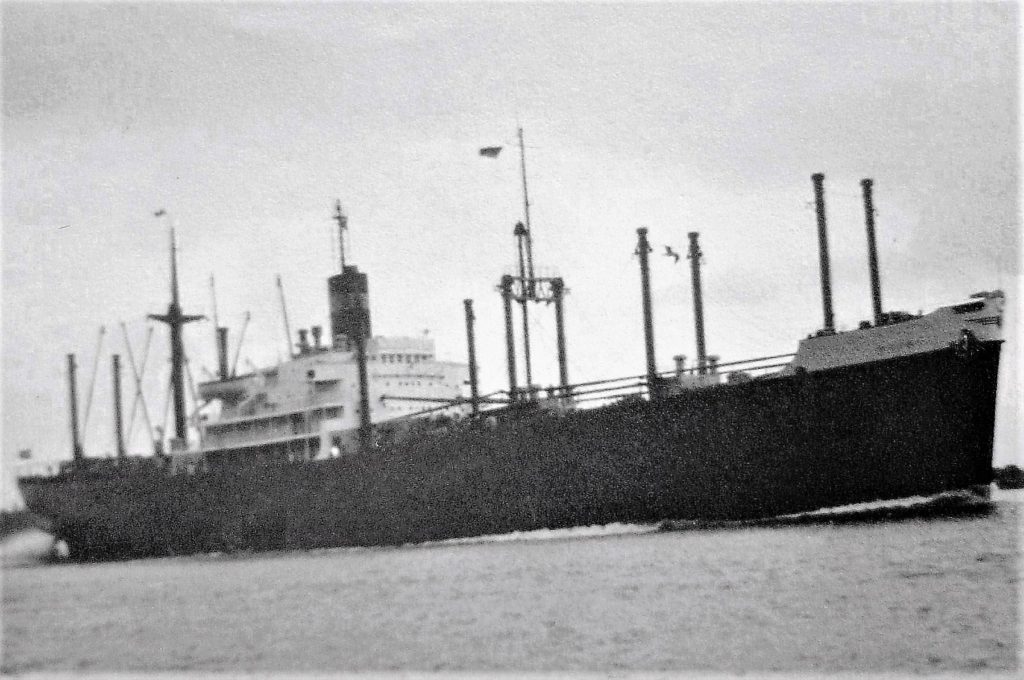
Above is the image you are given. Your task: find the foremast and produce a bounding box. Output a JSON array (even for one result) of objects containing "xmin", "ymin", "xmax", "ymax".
[{"xmin": 148, "ymin": 216, "xmax": 204, "ymax": 449}]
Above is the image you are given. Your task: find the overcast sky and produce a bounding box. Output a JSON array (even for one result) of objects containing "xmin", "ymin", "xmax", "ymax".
[{"xmin": 2, "ymin": 2, "xmax": 1019, "ymax": 504}]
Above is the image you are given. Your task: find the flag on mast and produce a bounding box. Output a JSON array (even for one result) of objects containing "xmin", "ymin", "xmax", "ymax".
[{"xmin": 479, "ymin": 146, "xmax": 503, "ymax": 158}]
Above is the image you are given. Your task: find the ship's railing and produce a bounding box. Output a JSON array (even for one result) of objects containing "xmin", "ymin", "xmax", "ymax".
[
  {"xmin": 492, "ymin": 352, "xmax": 794, "ymax": 407},
  {"xmin": 214, "ymin": 395, "xmax": 346, "ymax": 428},
  {"xmin": 380, "ymin": 352, "xmax": 797, "ymax": 420},
  {"xmin": 12, "ymin": 460, "xmax": 63, "ymax": 479},
  {"xmin": 203, "ymin": 420, "xmax": 320, "ymax": 449},
  {"xmin": 12, "ymin": 455, "xmax": 165, "ymax": 479}
]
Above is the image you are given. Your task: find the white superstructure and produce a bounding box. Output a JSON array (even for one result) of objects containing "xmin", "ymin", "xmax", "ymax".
[{"xmin": 198, "ymin": 335, "xmax": 468, "ymax": 463}]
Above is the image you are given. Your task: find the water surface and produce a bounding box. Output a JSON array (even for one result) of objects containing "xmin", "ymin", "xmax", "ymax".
[{"xmin": 2, "ymin": 492, "xmax": 1019, "ymax": 673}]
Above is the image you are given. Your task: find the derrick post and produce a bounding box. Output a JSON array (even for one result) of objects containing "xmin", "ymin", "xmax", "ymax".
[
  {"xmin": 514, "ymin": 222, "xmax": 533, "ymax": 398},
  {"xmin": 811, "ymin": 173, "xmax": 835, "ymax": 333},
  {"xmin": 170, "ymin": 316, "xmax": 187, "ymax": 440},
  {"xmin": 355, "ymin": 308, "xmax": 372, "ymax": 452},
  {"xmin": 861, "ymin": 178, "xmax": 884, "ymax": 326},
  {"xmin": 636, "ymin": 228, "xmax": 659, "ymax": 398},
  {"xmin": 216, "ymin": 327, "xmax": 229, "ymax": 380},
  {"xmin": 67, "ymin": 353, "xmax": 83, "ymax": 461},
  {"xmin": 112, "ymin": 354, "xmax": 126, "ymax": 458},
  {"xmin": 463, "ymin": 299, "xmax": 480, "ymax": 417},
  {"xmin": 687, "ymin": 232, "xmax": 707, "ymax": 375},
  {"xmin": 552, "ymin": 277, "xmax": 570, "ymax": 399},
  {"xmin": 500, "ymin": 275, "xmax": 518, "ymax": 402}
]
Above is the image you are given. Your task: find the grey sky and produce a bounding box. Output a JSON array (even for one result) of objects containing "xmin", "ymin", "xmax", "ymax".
[{"xmin": 2, "ymin": 2, "xmax": 1019, "ymax": 503}]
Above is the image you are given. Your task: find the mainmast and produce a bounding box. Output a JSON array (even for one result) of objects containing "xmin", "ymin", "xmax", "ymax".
[
  {"xmin": 518, "ymin": 127, "xmax": 536, "ymax": 287},
  {"xmin": 496, "ymin": 127, "xmax": 572, "ymax": 404},
  {"xmin": 148, "ymin": 213, "xmax": 204, "ymax": 448}
]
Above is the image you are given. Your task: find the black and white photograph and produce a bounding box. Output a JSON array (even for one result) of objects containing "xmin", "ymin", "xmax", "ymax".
[{"xmin": 1, "ymin": 1, "xmax": 1019, "ymax": 675}]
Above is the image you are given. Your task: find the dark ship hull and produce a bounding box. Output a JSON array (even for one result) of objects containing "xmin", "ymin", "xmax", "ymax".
[{"xmin": 18, "ymin": 340, "xmax": 1000, "ymax": 561}]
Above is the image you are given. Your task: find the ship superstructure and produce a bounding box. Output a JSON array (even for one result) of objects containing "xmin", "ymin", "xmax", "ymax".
[
  {"xmin": 198, "ymin": 334, "xmax": 467, "ymax": 464},
  {"xmin": 197, "ymin": 206, "xmax": 468, "ymax": 466}
]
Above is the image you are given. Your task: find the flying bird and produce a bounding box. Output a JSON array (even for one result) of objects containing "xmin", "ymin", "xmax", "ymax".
[
  {"xmin": 154, "ymin": 209, "xmax": 166, "ymax": 217},
  {"xmin": 664, "ymin": 246, "xmax": 681, "ymax": 263}
]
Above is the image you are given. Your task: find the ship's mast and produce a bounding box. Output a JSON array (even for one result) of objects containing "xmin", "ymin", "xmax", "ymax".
[
  {"xmin": 67, "ymin": 353, "xmax": 83, "ymax": 461},
  {"xmin": 811, "ymin": 173, "xmax": 835, "ymax": 334},
  {"xmin": 148, "ymin": 213, "xmax": 204, "ymax": 448},
  {"xmin": 496, "ymin": 127, "xmax": 572, "ymax": 404},
  {"xmin": 687, "ymin": 232, "xmax": 707, "ymax": 374},
  {"xmin": 516, "ymin": 128, "xmax": 536, "ymax": 393},
  {"xmin": 518, "ymin": 127, "xmax": 535, "ymax": 288},
  {"xmin": 636, "ymin": 228, "xmax": 658, "ymax": 397},
  {"xmin": 335, "ymin": 200, "xmax": 348, "ymax": 271},
  {"xmin": 326, "ymin": 200, "xmax": 372, "ymax": 449},
  {"xmin": 861, "ymin": 178, "xmax": 884, "ymax": 326}
]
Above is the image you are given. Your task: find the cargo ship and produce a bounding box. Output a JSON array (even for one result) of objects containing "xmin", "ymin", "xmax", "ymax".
[{"xmin": 16, "ymin": 173, "xmax": 1005, "ymax": 560}]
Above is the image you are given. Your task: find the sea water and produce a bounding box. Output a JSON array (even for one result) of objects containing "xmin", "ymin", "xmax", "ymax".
[{"xmin": 2, "ymin": 490, "xmax": 1020, "ymax": 673}]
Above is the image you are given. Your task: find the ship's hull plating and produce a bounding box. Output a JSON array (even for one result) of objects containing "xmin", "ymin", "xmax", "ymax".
[{"xmin": 19, "ymin": 342, "xmax": 1001, "ymax": 560}]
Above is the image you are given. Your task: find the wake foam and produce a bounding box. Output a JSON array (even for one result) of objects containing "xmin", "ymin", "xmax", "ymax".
[
  {"xmin": 0, "ymin": 529, "xmax": 58, "ymax": 567},
  {"xmin": 406, "ymin": 490, "xmax": 995, "ymax": 551},
  {"xmin": 659, "ymin": 488, "xmax": 994, "ymax": 532},
  {"xmin": 410, "ymin": 521, "xmax": 660, "ymax": 549}
]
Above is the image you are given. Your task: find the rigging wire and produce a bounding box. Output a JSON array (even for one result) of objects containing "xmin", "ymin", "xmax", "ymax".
[
  {"xmin": 160, "ymin": 368, "xmax": 173, "ymax": 451},
  {"xmin": 183, "ymin": 356, "xmax": 205, "ymax": 447},
  {"xmin": 209, "ymin": 275, "xmax": 219, "ymax": 345},
  {"xmin": 81, "ymin": 325, "xmax": 106, "ymax": 436},
  {"xmin": 122, "ymin": 323, "xmax": 155, "ymax": 449},
  {"xmin": 230, "ymin": 311, "xmax": 251, "ymax": 377}
]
